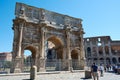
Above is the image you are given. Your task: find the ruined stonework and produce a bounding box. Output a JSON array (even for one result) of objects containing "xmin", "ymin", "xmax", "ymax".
[
  {"xmin": 10, "ymin": 2, "xmax": 85, "ymax": 73},
  {"xmin": 84, "ymin": 36, "xmax": 120, "ymax": 66}
]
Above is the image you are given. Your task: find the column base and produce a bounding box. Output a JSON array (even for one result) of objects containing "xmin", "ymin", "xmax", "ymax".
[
  {"xmin": 37, "ymin": 58, "xmax": 46, "ymax": 72},
  {"xmin": 76, "ymin": 59, "xmax": 85, "ymax": 70},
  {"xmin": 39, "ymin": 68, "xmax": 46, "ymax": 72},
  {"xmin": 13, "ymin": 68, "xmax": 22, "ymax": 73},
  {"xmin": 85, "ymin": 70, "xmax": 92, "ymax": 79},
  {"xmin": 69, "ymin": 67, "xmax": 73, "ymax": 72},
  {"xmin": 10, "ymin": 57, "xmax": 22, "ymax": 73},
  {"xmin": 79, "ymin": 65, "xmax": 85, "ymax": 70},
  {"xmin": 68, "ymin": 59, "xmax": 72, "ymax": 71}
]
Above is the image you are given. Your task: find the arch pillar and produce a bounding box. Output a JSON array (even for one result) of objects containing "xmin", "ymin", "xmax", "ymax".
[
  {"xmin": 38, "ymin": 27, "xmax": 46, "ymax": 72},
  {"xmin": 10, "ymin": 22, "xmax": 24, "ymax": 73},
  {"xmin": 79, "ymin": 31, "xmax": 85, "ymax": 69},
  {"xmin": 66, "ymin": 29, "xmax": 72, "ymax": 71}
]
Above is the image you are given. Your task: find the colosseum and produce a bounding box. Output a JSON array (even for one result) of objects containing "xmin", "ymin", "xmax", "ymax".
[{"xmin": 84, "ymin": 36, "xmax": 120, "ymax": 66}]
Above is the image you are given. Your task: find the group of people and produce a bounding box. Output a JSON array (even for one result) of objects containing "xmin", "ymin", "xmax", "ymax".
[
  {"xmin": 104, "ymin": 64, "xmax": 112, "ymax": 72},
  {"xmin": 90, "ymin": 63, "xmax": 120, "ymax": 80},
  {"xmin": 91, "ymin": 63, "xmax": 104, "ymax": 80},
  {"xmin": 112, "ymin": 64, "xmax": 120, "ymax": 73}
]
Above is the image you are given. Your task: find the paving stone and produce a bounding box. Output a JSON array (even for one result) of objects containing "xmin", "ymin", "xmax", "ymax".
[{"xmin": 0, "ymin": 72, "xmax": 120, "ymax": 80}]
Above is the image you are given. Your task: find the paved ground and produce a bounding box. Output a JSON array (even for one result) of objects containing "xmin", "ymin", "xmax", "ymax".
[{"xmin": 0, "ymin": 71, "xmax": 120, "ymax": 80}]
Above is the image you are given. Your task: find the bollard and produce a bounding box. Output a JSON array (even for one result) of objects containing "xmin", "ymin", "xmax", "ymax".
[
  {"xmin": 85, "ymin": 70, "xmax": 92, "ymax": 79},
  {"xmin": 30, "ymin": 65, "xmax": 37, "ymax": 80},
  {"xmin": 70, "ymin": 67, "xmax": 73, "ymax": 72}
]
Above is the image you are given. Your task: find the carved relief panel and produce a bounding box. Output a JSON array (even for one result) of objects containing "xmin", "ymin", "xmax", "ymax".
[{"xmin": 23, "ymin": 25, "xmax": 40, "ymax": 43}]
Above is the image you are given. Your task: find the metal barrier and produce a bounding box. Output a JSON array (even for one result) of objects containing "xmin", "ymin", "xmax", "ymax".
[
  {"xmin": 0, "ymin": 59, "xmax": 83, "ymax": 74},
  {"xmin": 45, "ymin": 59, "xmax": 62, "ymax": 71},
  {"xmin": 0, "ymin": 61, "xmax": 11, "ymax": 74}
]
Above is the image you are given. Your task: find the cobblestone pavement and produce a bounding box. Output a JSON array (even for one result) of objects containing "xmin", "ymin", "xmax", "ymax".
[{"xmin": 0, "ymin": 71, "xmax": 120, "ymax": 80}]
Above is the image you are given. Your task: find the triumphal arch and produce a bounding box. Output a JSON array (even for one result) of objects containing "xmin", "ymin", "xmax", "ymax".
[{"xmin": 10, "ymin": 2, "xmax": 85, "ymax": 73}]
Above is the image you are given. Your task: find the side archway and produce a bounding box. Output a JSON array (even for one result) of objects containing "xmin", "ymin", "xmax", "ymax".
[
  {"xmin": 71, "ymin": 49, "xmax": 79, "ymax": 70},
  {"xmin": 22, "ymin": 45, "xmax": 37, "ymax": 72},
  {"xmin": 100, "ymin": 58, "xmax": 104, "ymax": 64},
  {"xmin": 106, "ymin": 57, "xmax": 111, "ymax": 64},
  {"xmin": 112, "ymin": 57, "xmax": 117, "ymax": 64}
]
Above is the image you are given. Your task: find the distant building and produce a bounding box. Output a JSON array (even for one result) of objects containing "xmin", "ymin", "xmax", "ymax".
[
  {"xmin": 0, "ymin": 52, "xmax": 12, "ymax": 61},
  {"xmin": 84, "ymin": 36, "xmax": 120, "ymax": 66}
]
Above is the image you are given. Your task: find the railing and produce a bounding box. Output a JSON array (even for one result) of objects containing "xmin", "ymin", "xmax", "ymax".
[
  {"xmin": 0, "ymin": 59, "xmax": 84, "ymax": 74},
  {"xmin": 0, "ymin": 61, "xmax": 11, "ymax": 74},
  {"xmin": 45, "ymin": 59, "xmax": 62, "ymax": 71}
]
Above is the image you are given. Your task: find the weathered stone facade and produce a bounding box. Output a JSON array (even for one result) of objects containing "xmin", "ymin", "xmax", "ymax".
[
  {"xmin": 84, "ymin": 36, "xmax": 120, "ymax": 66},
  {"xmin": 10, "ymin": 2, "xmax": 85, "ymax": 73}
]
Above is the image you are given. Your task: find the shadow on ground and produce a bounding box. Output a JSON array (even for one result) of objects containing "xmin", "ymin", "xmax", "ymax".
[
  {"xmin": 81, "ymin": 77, "xmax": 92, "ymax": 80},
  {"xmin": 107, "ymin": 71, "xmax": 114, "ymax": 73}
]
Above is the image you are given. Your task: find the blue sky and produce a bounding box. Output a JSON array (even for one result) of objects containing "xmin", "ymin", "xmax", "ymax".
[{"xmin": 0, "ymin": 0, "xmax": 120, "ymax": 53}]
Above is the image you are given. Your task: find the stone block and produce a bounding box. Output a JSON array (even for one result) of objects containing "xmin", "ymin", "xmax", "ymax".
[
  {"xmin": 85, "ymin": 70, "xmax": 92, "ymax": 79},
  {"xmin": 30, "ymin": 65, "xmax": 37, "ymax": 80}
]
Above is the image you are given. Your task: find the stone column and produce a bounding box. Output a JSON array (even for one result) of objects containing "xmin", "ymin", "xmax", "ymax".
[
  {"xmin": 90, "ymin": 41, "xmax": 93, "ymax": 57},
  {"xmin": 102, "ymin": 42, "xmax": 106, "ymax": 57},
  {"xmin": 96, "ymin": 41, "xmax": 100, "ymax": 64},
  {"xmin": 96, "ymin": 41, "xmax": 99, "ymax": 57},
  {"xmin": 108, "ymin": 42, "xmax": 112, "ymax": 65},
  {"xmin": 17, "ymin": 24, "xmax": 23, "ymax": 57},
  {"xmin": 79, "ymin": 31, "xmax": 85, "ymax": 70},
  {"xmin": 108, "ymin": 41, "xmax": 112, "ymax": 56},
  {"xmin": 80, "ymin": 36, "xmax": 85, "ymax": 59},
  {"xmin": 11, "ymin": 23, "xmax": 24, "ymax": 73},
  {"xmin": 41, "ymin": 27, "xmax": 45, "ymax": 59},
  {"xmin": 39, "ymin": 27, "xmax": 46, "ymax": 71},
  {"xmin": 65, "ymin": 29, "xmax": 72, "ymax": 71},
  {"xmin": 102, "ymin": 42, "xmax": 106, "ymax": 65},
  {"xmin": 78, "ymin": 50, "xmax": 81, "ymax": 62}
]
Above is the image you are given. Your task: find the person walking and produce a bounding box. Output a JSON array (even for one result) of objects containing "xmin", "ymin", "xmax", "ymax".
[
  {"xmin": 99, "ymin": 64, "xmax": 104, "ymax": 77},
  {"xmin": 91, "ymin": 63, "xmax": 99, "ymax": 80}
]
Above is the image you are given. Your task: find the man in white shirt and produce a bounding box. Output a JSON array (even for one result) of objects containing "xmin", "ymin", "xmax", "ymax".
[{"xmin": 99, "ymin": 64, "xmax": 104, "ymax": 77}]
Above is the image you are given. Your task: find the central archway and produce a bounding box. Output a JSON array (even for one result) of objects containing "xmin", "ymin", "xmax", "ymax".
[
  {"xmin": 45, "ymin": 36, "xmax": 63, "ymax": 71},
  {"xmin": 47, "ymin": 36, "xmax": 63, "ymax": 59}
]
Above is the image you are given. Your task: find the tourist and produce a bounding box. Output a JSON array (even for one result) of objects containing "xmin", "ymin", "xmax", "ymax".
[
  {"xmin": 99, "ymin": 64, "xmax": 104, "ymax": 77},
  {"xmin": 115, "ymin": 64, "xmax": 118, "ymax": 73},
  {"xmin": 91, "ymin": 63, "xmax": 99, "ymax": 80},
  {"xmin": 106, "ymin": 64, "xmax": 109, "ymax": 71},
  {"xmin": 104, "ymin": 65, "xmax": 107, "ymax": 72},
  {"xmin": 112, "ymin": 64, "xmax": 115, "ymax": 73}
]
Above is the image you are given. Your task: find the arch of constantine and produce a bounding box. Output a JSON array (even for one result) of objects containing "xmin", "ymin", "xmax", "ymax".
[{"xmin": 10, "ymin": 2, "xmax": 85, "ymax": 73}]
